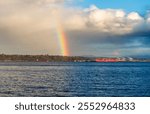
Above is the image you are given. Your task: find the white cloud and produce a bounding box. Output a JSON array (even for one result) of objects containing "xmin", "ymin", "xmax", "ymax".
[
  {"xmin": 86, "ymin": 6, "xmax": 145, "ymax": 34},
  {"xmin": 87, "ymin": 7, "xmax": 128, "ymax": 33},
  {"xmin": 63, "ymin": 5, "xmax": 146, "ymax": 35},
  {"xmin": 127, "ymin": 12, "xmax": 143, "ymax": 20}
]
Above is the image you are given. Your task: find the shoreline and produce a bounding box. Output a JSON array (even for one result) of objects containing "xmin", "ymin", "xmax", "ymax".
[{"xmin": 0, "ymin": 54, "xmax": 150, "ymax": 62}]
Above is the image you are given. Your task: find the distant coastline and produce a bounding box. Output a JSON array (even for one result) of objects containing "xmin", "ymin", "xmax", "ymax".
[
  {"xmin": 0, "ymin": 54, "xmax": 91, "ymax": 62},
  {"xmin": 0, "ymin": 54, "xmax": 150, "ymax": 62}
]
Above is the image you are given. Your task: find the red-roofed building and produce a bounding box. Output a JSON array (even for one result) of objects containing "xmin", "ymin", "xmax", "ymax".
[{"xmin": 96, "ymin": 58, "xmax": 124, "ymax": 62}]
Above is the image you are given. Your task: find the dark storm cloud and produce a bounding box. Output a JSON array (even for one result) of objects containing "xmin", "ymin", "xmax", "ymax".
[{"xmin": 67, "ymin": 28, "xmax": 150, "ymax": 45}]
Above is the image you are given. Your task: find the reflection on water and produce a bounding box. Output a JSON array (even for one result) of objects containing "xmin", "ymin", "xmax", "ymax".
[{"xmin": 0, "ymin": 62, "xmax": 150, "ymax": 97}]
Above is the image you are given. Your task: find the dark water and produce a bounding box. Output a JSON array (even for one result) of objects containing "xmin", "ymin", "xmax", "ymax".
[{"xmin": 0, "ymin": 62, "xmax": 150, "ymax": 97}]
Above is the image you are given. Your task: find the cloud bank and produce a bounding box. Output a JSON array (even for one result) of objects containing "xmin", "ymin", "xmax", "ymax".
[{"xmin": 0, "ymin": 1, "xmax": 150, "ymax": 56}]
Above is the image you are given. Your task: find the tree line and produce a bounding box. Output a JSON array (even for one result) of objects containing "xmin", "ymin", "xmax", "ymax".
[{"xmin": 0, "ymin": 54, "xmax": 93, "ymax": 62}]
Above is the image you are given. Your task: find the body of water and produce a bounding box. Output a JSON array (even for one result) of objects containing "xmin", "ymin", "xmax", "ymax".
[{"xmin": 0, "ymin": 62, "xmax": 150, "ymax": 97}]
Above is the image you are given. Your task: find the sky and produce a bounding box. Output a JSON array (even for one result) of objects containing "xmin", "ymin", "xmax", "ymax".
[
  {"xmin": 0, "ymin": 0, "xmax": 150, "ymax": 57},
  {"xmin": 75, "ymin": 0, "xmax": 150, "ymax": 14}
]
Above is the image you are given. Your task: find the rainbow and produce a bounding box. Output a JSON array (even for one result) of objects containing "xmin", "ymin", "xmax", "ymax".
[{"xmin": 57, "ymin": 25, "xmax": 69, "ymax": 56}]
